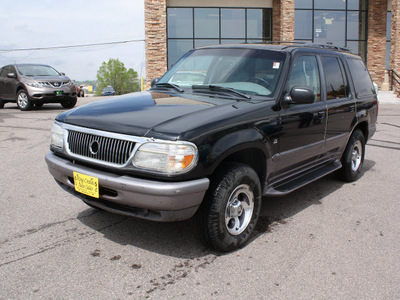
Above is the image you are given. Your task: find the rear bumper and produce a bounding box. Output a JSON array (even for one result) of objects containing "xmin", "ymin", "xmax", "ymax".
[{"xmin": 45, "ymin": 152, "xmax": 210, "ymax": 222}]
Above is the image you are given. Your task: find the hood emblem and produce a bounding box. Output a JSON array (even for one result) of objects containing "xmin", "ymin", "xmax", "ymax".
[{"xmin": 89, "ymin": 140, "xmax": 99, "ymax": 155}]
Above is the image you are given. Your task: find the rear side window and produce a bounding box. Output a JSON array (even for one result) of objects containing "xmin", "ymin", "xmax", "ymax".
[
  {"xmin": 321, "ymin": 56, "xmax": 349, "ymax": 100},
  {"xmin": 347, "ymin": 58, "xmax": 376, "ymax": 98}
]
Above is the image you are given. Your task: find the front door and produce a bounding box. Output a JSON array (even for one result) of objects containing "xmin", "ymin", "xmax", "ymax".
[{"xmin": 277, "ymin": 55, "xmax": 327, "ymax": 176}]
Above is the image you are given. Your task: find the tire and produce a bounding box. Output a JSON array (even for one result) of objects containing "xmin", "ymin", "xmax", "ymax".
[
  {"xmin": 0, "ymin": 100, "xmax": 4, "ymax": 109},
  {"xmin": 16, "ymin": 89, "xmax": 33, "ymax": 111},
  {"xmin": 339, "ymin": 129, "xmax": 365, "ymax": 182},
  {"xmin": 196, "ymin": 162, "xmax": 262, "ymax": 252},
  {"xmin": 61, "ymin": 97, "xmax": 77, "ymax": 109},
  {"xmin": 35, "ymin": 102, "xmax": 44, "ymax": 108}
]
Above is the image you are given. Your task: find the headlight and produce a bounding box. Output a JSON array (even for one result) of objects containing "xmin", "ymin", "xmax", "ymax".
[
  {"xmin": 132, "ymin": 142, "xmax": 197, "ymax": 174},
  {"xmin": 50, "ymin": 122, "xmax": 64, "ymax": 149},
  {"xmin": 26, "ymin": 82, "xmax": 43, "ymax": 88}
]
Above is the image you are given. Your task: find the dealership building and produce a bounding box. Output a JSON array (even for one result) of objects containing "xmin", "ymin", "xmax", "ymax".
[{"xmin": 145, "ymin": 0, "xmax": 399, "ymax": 91}]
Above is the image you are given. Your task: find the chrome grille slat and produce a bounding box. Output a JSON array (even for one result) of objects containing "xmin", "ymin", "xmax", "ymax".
[{"xmin": 67, "ymin": 130, "xmax": 136, "ymax": 166}]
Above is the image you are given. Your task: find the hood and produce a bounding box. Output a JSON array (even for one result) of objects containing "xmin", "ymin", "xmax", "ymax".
[{"xmin": 56, "ymin": 91, "xmax": 270, "ymax": 140}]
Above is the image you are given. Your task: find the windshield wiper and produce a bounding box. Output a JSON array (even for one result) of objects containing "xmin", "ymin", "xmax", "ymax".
[
  {"xmin": 154, "ymin": 82, "xmax": 183, "ymax": 93},
  {"xmin": 192, "ymin": 85, "xmax": 251, "ymax": 99}
]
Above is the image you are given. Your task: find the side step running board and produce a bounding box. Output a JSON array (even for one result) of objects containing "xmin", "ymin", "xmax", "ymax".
[{"xmin": 264, "ymin": 160, "xmax": 342, "ymax": 196}]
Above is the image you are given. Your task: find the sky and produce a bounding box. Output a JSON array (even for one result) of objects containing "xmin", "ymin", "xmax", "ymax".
[{"xmin": 0, "ymin": 0, "xmax": 145, "ymax": 81}]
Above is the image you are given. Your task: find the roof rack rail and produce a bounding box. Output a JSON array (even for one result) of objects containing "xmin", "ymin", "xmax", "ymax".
[
  {"xmin": 299, "ymin": 43, "xmax": 351, "ymax": 52},
  {"xmin": 256, "ymin": 41, "xmax": 351, "ymax": 53}
]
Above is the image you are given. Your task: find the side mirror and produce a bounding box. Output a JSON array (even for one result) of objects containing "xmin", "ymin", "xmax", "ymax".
[
  {"xmin": 150, "ymin": 78, "xmax": 159, "ymax": 88},
  {"xmin": 7, "ymin": 73, "xmax": 16, "ymax": 78},
  {"xmin": 60, "ymin": 72, "xmax": 65, "ymax": 76},
  {"xmin": 285, "ymin": 87, "xmax": 315, "ymax": 105}
]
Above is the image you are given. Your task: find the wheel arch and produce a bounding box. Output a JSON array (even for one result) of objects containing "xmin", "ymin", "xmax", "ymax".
[
  {"xmin": 352, "ymin": 121, "xmax": 369, "ymax": 142},
  {"xmin": 202, "ymin": 128, "xmax": 272, "ymax": 186}
]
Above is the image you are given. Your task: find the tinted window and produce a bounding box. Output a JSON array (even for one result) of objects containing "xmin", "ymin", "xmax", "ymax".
[
  {"xmin": 347, "ymin": 58, "xmax": 375, "ymax": 97},
  {"xmin": 321, "ymin": 56, "xmax": 348, "ymax": 100},
  {"xmin": 289, "ymin": 56, "xmax": 321, "ymax": 102}
]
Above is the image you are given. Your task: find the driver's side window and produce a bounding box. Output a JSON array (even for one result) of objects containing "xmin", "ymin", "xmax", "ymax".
[{"xmin": 288, "ymin": 55, "xmax": 321, "ymax": 102}]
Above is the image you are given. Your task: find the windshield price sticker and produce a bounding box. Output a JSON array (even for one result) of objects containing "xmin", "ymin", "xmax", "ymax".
[
  {"xmin": 273, "ymin": 62, "xmax": 280, "ymax": 69},
  {"xmin": 73, "ymin": 172, "xmax": 99, "ymax": 198}
]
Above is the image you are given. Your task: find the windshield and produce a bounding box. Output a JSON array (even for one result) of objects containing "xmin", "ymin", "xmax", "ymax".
[
  {"xmin": 158, "ymin": 48, "xmax": 286, "ymax": 96},
  {"xmin": 17, "ymin": 65, "xmax": 60, "ymax": 77}
]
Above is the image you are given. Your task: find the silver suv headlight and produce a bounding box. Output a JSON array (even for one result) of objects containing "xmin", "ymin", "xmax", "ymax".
[
  {"xmin": 50, "ymin": 122, "xmax": 64, "ymax": 149},
  {"xmin": 26, "ymin": 82, "xmax": 43, "ymax": 88},
  {"xmin": 132, "ymin": 142, "xmax": 198, "ymax": 174}
]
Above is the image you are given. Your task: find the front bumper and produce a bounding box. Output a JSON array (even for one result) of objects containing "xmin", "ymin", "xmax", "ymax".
[
  {"xmin": 26, "ymin": 85, "xmax": 77, "ymax": 102},
  {"xmin": 45, "ymin": 152, "xmax": 210, "ymax": 222}
]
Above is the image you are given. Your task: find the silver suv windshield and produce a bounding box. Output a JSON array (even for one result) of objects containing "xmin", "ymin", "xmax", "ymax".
[
  {"xmin": 17, "ymin": 65, "xmax": 60, "ymax": 77},
  {"xmin": 158, "ymin": 48, "xmax": 286, "ymax": 96}
]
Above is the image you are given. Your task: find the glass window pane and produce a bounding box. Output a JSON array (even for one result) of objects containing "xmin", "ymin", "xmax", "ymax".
[
  {"xmin": 347, "ymin": 41, "xmax": 366, "ymax": 61},
  {"xmin": 247, "ymin": 9, "xmax": 271, "ymax": 39},
  {"xmin": 194, "ymin": 8, "xmax": 219, "ymax": 38},
  {"xmin": 168, "ymin": 39, "xmax": 193, "ymax": 68},
  {"xmin": 348, "ymin": 0, "xmax": 367, "ymax": 11},
  {"xmin": 247, "ymin": 39, "xmax": 272, "ymax": 43},
  {"xmin": 289, "ymin": 56, "xmax": 321, "ymax": 102},
  {"xmin": 347, "ymin": 11, "xmax": 366, "ymax": 40},
  {"xmin": 314, "ymin": 11, "xmax": 346, "ymax": 46},
  {"xmin": 295, "ymin": 10, "xmax": 313, "ymax": 39},
  {"xmin": 314, "ymin": 0, "xmax": 345, "ymax": 10},
  {"xmin": 321, "ymin": 57, "xmax": 347, "ymax": 100},
  {"xmin": 221, "ymin": 9, "xmax": 245, "ymax": 38},
  {"xmin": 295, "ymin": 0, "xmax": 312, "ymax": 9},
  {"xmin": 347, "ymin": 58, "xmax": 375, "ymax": 97},
  {"xmin": 220, "ymin": 39, "xmax": 245, "ymax": 44},
  {"xmin": 167, "ymin": 8, "xmax": 193, "ymax": 38},
  {"xmin": 195, "ymin": 39, "xmax": 219, "ymax": 48}
]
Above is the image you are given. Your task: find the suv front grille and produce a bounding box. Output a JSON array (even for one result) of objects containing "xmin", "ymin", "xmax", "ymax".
[{"xmin": 67, "ymin": 130, "xmax": 136, "ymax": 165}]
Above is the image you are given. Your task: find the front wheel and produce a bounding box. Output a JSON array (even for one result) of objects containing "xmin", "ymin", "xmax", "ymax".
[
  {"xmin": 339, "ymin": 129, "xmax": 365, "ymax": 182},
  {"xmin": 61, "ymin": 97, "xmax": 77, "ymax": 109},
  {"xmin": 196, "ymin": 162, "xmax": 262, "ymax": 252},
  {"xmin": 17, "ymin": 89, "xmax": 33, "ymax": 111}
]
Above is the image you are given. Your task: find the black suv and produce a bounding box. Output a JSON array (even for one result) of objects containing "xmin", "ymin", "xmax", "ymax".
[
  {"xmin": 45, "ymin": 44, "xmax": 378, "ymax": 251},
  {"xmin": 0, "ymin": 64, "xmax": 77, "ymax": 110}
]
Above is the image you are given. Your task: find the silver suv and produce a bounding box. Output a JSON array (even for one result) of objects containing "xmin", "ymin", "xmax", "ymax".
[{"xmin": 0, "ymin": 64, "xmax": 77, "ymax": 111}]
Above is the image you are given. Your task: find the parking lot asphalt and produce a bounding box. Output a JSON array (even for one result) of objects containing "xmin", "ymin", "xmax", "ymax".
[{"xmin": 0, "ymin": 93, "xmax": 399, "ymax": 299}]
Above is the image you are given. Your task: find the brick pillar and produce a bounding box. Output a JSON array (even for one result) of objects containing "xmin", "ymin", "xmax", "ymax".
[
  {"xmin": 145, "ymin": 0, "xmax": 167, "ymax": 89},
  {"xmin": 367, "ymin": 0, "xmax": 387, "ymax": 89},
  {"xmin": 272, "ymin": 0, "xmax": 295, "ymax": 42},
  {"xmin": 390, "ymin": 0, "xmax": 400, "ymax": 95}
]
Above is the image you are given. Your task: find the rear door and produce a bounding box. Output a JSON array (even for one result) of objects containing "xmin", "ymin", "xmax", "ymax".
[{"xmin": 319, "ymin": 55, "xmax": 356, "ymax": 160}]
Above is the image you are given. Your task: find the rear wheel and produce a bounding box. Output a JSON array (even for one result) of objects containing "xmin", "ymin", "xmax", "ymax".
[
  {"xmin": 61, "ymin": 97, "xmax": 77, "ymax": 109},
  {"xmin": 339, "ymin": 129, "xmax": 365, "ymax": 182},
  {"xmin": 196, "ymin": 162, "xmax": 262, "ymax": 252},
  {"xmin": 16, "ymin": 89, "xmax": 33, "ymax": 111},
  {"xmin": 0, "ymin": 100, "xmax": 4, "ymax": 109}
]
